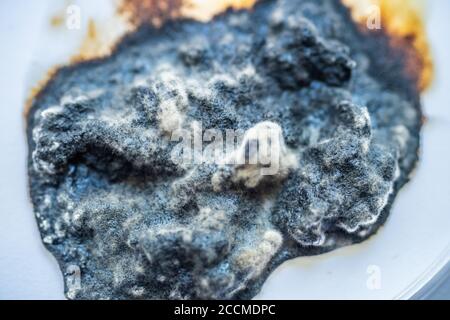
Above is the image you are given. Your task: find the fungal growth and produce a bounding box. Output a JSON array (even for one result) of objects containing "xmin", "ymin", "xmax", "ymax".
[{"xmin": 27, "ymin": 0, "xmax": 422, "ymax": 299}]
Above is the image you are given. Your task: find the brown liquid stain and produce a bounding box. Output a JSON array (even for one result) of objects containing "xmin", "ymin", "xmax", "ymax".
[
  {"xmin": 117, "ymin": 0, "xmax": 258, "ymax": 27},
  {"xmin": 24, "ymin": 67, "xmax": 59, "ymax": 117},
  {"xmin": 70, "ymin": 19, "xmax": 114, "ymax": 63},
  {"xmin": 27, "ymin": 0, "xmax": 433, "ymax": 114},
  {"xmin": 26, "ymin": 18, "xmax": 121, "ymax": 113},
  {"xmin": 117, "ymin": 0, "xmax": 185, "ymax": 27},
  {"xmin": 180, "ymin": 0, "xmax": 258, "ymax": 22},
  {"xmin": 342, "ymin": 0, "xmax": 434, "ymax": 91},
  {"xmin": 50, "ymin": 14, "xmax": 64, "ymax": 28}
]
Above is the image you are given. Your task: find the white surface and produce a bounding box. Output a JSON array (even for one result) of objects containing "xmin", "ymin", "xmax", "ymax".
[
  {"xmin": 0, "ymin": 0, "xmax": 449, "ymax": 300},
  {"xmin": 0, "ymin": 0, "xmax": 64, "ymax": 299}
]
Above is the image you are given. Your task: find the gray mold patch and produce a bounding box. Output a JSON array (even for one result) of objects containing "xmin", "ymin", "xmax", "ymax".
[{"xmin": 27, "ymin": 0, "xmax": 422, "ymax": 299}]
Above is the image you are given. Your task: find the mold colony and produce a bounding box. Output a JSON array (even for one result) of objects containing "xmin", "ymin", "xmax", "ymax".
[{"xmin": 27, "ymin": 0, "xmax": 425, "ymax": 299}]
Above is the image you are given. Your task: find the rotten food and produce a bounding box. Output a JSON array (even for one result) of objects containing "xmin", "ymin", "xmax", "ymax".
[{"xmin": 27, "ymin": 0, "xmax": 422, "ymax": 299}]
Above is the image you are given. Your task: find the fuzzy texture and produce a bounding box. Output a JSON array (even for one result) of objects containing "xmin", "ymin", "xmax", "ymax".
[{"xmin": 27, "ymin": 0, "xmax": 421, "ymax": 299}]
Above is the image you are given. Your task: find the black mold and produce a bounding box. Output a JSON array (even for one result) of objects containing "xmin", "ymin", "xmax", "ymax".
[{"xmin": 27, "ymin": 0, "xmax": 422, "ymax": 299}]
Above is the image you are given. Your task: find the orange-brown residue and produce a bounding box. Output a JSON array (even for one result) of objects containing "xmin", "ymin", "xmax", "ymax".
[
  {"xmin": 24, "ymin": 67, "xmax": 59, "ymax": 117},
  {"xmin": 342, "ymin": 0, "xmax": 434, "ymax": 91},
  {"xmin": 117, "ymin": 0, "xmax": 258, "ymax": 27},
  {"xmin": 181, "ymin": 0, "xmax": 258, "ymax": 22},
  {"xmin": 117, "ymin": 0, "xmax": 184, "ymax": 27},
  {"xmin": 26, "ymin": 19, "xmax": 119, "ymax": 113},
  {"xmin": 118, "ymin": 0, "xmax": 432, "ymax": 90},
  {"xmin": 70, "ymin": 19, "xmax": 114, "ymax": 63},
  {"xmin": 28, "ymin": 0, "xmax": 433, "ymax": 114},
  {"xmin": 50, "ymin": 14, "xmax": 64, "ymax": 28}
]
